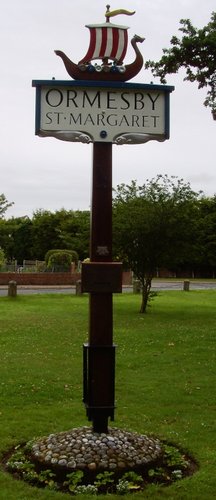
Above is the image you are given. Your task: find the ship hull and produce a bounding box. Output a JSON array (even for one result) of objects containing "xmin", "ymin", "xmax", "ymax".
[{"xmin": 54, "ymin": 48, "xmax": 143, "ymax": 82}]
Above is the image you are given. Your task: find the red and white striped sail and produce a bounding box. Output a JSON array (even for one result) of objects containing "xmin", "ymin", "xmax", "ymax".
[{"xmin": 79, "ymin": 23, "xmax": 129, "ymax": 64}]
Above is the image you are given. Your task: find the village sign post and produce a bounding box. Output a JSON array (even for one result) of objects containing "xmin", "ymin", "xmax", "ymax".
[{"xmin": 33, "ymin": 5, "xmax": 174, "ymax": 434}]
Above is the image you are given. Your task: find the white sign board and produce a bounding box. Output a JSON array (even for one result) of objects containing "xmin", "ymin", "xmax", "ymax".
[{"xmin": 33, "ymin": 81, "xmax": 174, "ymax": 144}]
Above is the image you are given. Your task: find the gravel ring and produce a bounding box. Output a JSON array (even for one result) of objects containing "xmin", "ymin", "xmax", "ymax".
[{"xmin": 30, "ymin": 426, "xmax": 163, "ymax": 472}]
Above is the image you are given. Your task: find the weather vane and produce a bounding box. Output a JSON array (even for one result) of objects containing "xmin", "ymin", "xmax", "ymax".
[{"xmin": 55, "ymin": 5, "xmax": 145, "ymax": 81}]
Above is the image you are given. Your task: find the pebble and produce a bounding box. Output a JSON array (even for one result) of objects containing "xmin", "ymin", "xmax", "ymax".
[
  {"xmin": 30, "ymin": 426, "xmax": 162, "ymax": 471},
  {"xmin": 88, "ymin": 462, "xmax": 97, "ymax": 470},
  {"xmin": 58, "ymin": 459, "xmax": 67, "ymax": 466}
]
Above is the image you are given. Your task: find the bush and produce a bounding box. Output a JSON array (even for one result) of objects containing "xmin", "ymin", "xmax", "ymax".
[
  {"xmin": 45, "ymin": 249, "xmax": 78, "ymax": 266},
  {"xmin": 47, "ymin": 252, "xmax": 73, "ymax": 272}
]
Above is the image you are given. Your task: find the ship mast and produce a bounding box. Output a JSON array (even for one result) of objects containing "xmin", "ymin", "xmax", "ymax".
[
  {"xmin": 106, "ymin": 5, "xmax": 111, "ymax": 23},
  {"xmin": 102, "ymin": 5, "xmax": 111, "ymax": 64}
]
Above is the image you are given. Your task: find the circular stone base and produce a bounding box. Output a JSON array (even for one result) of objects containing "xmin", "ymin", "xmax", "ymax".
[{"xmin": 31, "ymin": 426, "xmax": 162, "ymax": 472}]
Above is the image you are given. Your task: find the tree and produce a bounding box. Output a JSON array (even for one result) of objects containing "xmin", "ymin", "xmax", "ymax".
[
  {"xmin": 0, "ymin": 194, "xmax": 14, "ymax": 218},
  {"xmin": 31, "ymin": 210, "xmax": 61, "ymax": 259},
  {"xmin": 145, "ymin": 12, "xmax": 216, "ymax": 118},
  {"xmin": 195, "ymin": 196, "xmax": 216, "ymax": 276},
  {"xmin": 0, "ymin": 248, "xmax": 6, "ymax": 269},
  {"xmin": 54, "ymin": 210, "xmax": 90, "ymax": 260},
  {"xmin": 0, "ymin": 216, "xmax": 34, "ymax": 263},
  {"xmin": 113, "ymin": 175, "xmax": 201, "ymax": 313},
  {"xmin": 11, "ymin": 217, "xmax": 34, "ymax": 263},
  {"xmin": 31, "ymin": 209, "xmax": 90, "ymax": 261}
]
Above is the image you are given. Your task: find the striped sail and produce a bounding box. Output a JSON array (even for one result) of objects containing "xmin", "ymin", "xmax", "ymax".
[{"xmin": 79, "ymin": 23, "xmax": 128, "ymax": 64}]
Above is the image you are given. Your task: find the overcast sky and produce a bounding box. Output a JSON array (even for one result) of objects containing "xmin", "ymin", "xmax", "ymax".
[{"xmin": 1, "ymin": 0, "xmax": 215, "ymax": 219}]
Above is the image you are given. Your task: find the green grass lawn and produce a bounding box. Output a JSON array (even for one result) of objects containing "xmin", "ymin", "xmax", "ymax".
[{"xmin": 0, "ymin": 291, "xmax": 215, "ymax": 499}]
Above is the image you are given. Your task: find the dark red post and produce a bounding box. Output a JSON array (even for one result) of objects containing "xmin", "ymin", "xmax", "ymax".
[
  {"xmin": 83, "ymin": 142, "xmax": 116, "ymax": 433},
  {"xmin": 90, "ymin": 142, "xmax": 113, "ymax": 264}
]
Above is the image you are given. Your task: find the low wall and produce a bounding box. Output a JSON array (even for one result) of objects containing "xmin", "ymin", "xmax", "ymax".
[
  {"xmin": 0, "ymin": 272, "xmax": 80, "ymax": 286},
  {"xmin": 0, "ymin": 270, "xmax": 132, "ymax": 286}
]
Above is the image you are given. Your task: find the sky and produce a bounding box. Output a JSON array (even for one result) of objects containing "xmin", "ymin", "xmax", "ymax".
[{"xmin": 1, "ymin": 0, "xmax": 215, "ymax": 219}]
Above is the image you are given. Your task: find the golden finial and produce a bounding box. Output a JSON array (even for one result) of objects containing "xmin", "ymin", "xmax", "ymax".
[{"xmin": 105, "ymin": 6, "xmax": 135, "ymax": 20}]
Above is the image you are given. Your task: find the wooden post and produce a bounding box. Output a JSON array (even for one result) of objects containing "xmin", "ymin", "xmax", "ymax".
[
  {"xmin": 8, "ymin": 281, "xmax": 17, "ymax": 297},
  {"xmin": 183, "ymin": 280, "xmax": 190, "ymax": 291},
  {"xmin": 84, "ymin": 142, "xmax": 115, "ymax": 433}
]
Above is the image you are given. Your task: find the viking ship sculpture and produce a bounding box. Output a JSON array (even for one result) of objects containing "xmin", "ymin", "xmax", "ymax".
[{"xmin": 55, "ymin": 5, "xmax": 145, "ymax": 82}]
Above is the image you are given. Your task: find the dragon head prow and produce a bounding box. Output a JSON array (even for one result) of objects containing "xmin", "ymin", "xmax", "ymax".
[{"xmin": 133, "ymin": 34, "xmax": 145, "ymax": 43}]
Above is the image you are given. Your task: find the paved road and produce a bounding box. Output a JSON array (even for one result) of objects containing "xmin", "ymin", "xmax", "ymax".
[
  {"xmin": 1, "ymin": 281, "xmax": 216, "ymax": 296},
  {"xmin": 151, "ymin": 281, "xmax": 216, "ymax": 290}
]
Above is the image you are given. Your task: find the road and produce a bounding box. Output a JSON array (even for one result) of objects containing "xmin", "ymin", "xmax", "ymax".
[{"xmin": 1, "ymin": 281, "xmax": 216, "ymax": 296}]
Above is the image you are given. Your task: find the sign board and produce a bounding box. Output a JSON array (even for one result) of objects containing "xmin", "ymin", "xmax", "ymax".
[
  {"xmin": 32, "ymin": 80, "xmax": 174, "ymax": 145},
  {"xmin": 81, "ymin": 262, "xmax": 122, "ymax": 293}
]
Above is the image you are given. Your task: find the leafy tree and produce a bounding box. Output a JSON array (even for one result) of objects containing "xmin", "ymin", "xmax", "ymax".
[
  {"xmin": 32, "ymin": 209, "xmax": 90, "ymax": 261},
  {"xmin": 54, "ymin": 210, "xmax": 90, "ymax": 260},
  {"xmin": 0, "ymin": 220, "xmax": 14, "ymax": 260},
  {"xmin": 0, "ymin": 194, "xmax": 14, "ymax": 218},
  {"xmin": 113, "ymin": 175, "xmax": 201, "ymax": 313},
  {"xmin": 0, "ymin": 217, "xmax": 34, "ymax": 263},
  {"xmin": 146, "ymin": 12, "xmax": 216, "ymax": 117},
  {"xmin": 31, "ymin": 210, "xmax": 61, "ymax": 259},
  {"xmin": 12, "ymin": 217, "xmax": 34, "ymax": 263},
  {"xmin": 196, "ymin": 196, "xmax": 216, "ymax": 275},
  {"xmin": 0, "ymin": 247, "xmax": 6, "ymax": 269},
  {"xmin": 0, "ymin": 209, "xmax": 90, "ymax": 263}
]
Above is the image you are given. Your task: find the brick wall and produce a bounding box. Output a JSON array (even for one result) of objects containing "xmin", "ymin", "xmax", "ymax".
[
  {"xmin": 0, "ymin": 270, "xmax": 132, "ymax": 286},
  {"xmin": 0, "ymin": 272, "xmax": 80, "ymax": 286}
]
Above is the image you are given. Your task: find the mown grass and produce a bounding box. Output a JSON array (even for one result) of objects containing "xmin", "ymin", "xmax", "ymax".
[{"xmin": 0, "ymin": 291, "xmax": 215, "ymax": 499}]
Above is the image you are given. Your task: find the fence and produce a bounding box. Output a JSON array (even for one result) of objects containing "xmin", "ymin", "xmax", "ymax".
[{"xmin": 1, "ymin": 260, "xmax": 45, "ymax": 273}]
